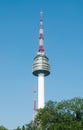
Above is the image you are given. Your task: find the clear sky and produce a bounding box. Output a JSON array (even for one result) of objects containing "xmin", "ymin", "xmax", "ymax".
[{"xmin": 0, "ymin": 0, "xmax": 83, "ymax": 129}]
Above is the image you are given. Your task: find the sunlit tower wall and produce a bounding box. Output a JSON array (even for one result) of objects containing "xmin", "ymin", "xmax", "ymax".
[{"xmin": 32, "ymin": 11, "xmax": 50, "ymax": 109}]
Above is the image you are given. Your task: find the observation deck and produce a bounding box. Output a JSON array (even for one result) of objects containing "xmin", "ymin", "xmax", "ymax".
[{"xmin": 32, "ymin": 53, "xmax": 50, "ymax": 76}]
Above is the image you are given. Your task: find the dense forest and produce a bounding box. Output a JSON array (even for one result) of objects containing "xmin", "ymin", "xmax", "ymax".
[{"xmin": 1, "ymin": 97, "xmax": 83, "ymax": 130}]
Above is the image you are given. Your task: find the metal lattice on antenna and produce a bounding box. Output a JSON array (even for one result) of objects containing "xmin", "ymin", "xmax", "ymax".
[
  {"xmin": 32, "ymin": 85, "xmax": 37, "ymax": 129},
  {"xmin": 38, "ymin": 10, "xmax": 44, "ymax": 52}
]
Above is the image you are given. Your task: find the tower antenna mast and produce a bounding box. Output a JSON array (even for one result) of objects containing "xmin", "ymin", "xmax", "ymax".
[{"xmin": 33, "ymin": 86, "xmax": 37, "ymax": 128}]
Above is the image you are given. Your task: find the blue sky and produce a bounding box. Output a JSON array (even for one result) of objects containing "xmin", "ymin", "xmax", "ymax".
[{"xmin": 0, "ymin": 0, "xmax": 83, "ymax": 129}]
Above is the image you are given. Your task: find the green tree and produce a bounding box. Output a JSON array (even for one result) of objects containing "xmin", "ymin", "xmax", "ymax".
[
  {"xmin": 22, "ymin": 125, "xmax": 26, "ymax": 130},
  {"xmin": 25, "ymin": 122, "xmax": 33, "ymax": 130},
  {"xmin": 0, "ymin": 125, "xmax": 8, "ymax": 130},
  {"xmin": 35, "ymin": 97, "xmax": 83, "ymax": 130},
  {"xmin": 14, "ymin": 126, "xmax": 21, "ymax": 130}
]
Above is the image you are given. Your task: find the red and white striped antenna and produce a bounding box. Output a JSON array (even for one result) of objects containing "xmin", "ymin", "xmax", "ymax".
[
  {"xmin": 33, "ymin": 85, "xmax": 36, "ymax": 111},
  {"xmin": 38, "ymin": 10, "xmax": 44, "ymax": 53},
  {"xmin": 33, "ymin": 85, "xmax": 37, "ymax": 128}
]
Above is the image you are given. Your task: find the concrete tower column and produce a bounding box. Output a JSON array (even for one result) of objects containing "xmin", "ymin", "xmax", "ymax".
[{"xmin": 38, "ymin": 73, "xmax": 44, "ymax": 109}]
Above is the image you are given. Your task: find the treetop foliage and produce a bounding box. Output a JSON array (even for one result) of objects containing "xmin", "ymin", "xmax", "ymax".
[
  {"xmin": 1, "ymin": 97, "xmax": 83, "ymax": 130},
  {"xmin": 35, "ymin": 97, "xmax": 83, "ymax": 130}
]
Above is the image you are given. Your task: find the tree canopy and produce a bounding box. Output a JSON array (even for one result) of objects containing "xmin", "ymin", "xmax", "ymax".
[
  {"xmin": 35, "ymin": 97, "xmax": 83, "ymax": 130},
  {"xmin": 0, "ymin": 125, "xmax": 8, "ymax": 130},
  {"xmin": 1, "ymin": 97, "xmax": 83, "ymax": 130}
]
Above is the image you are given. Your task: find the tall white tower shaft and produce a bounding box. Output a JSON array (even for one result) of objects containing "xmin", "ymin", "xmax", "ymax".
[{"xmin": 38, "ymin": 74, "xmax": 44, "ymax": 109}]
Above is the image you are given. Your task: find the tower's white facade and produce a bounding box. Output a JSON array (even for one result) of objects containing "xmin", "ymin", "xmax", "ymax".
[
  {"xmin": 38, "ymin": 73, "xmax": 44, "ymax": 108},
  {"xmin": 32, "ymin": 11, "xmax": 50, "ymax": 109}
]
